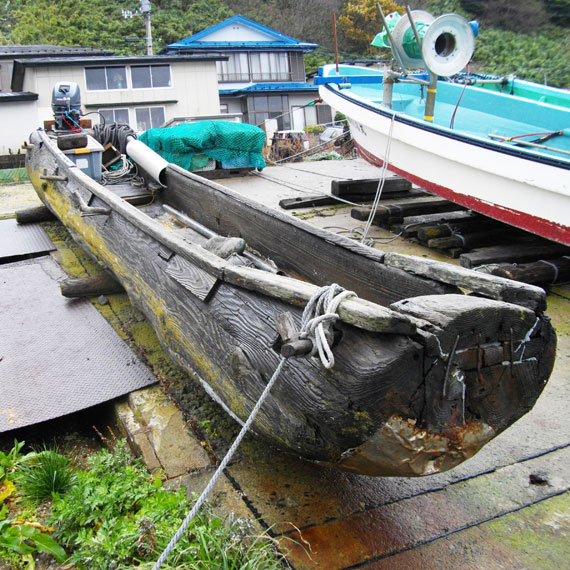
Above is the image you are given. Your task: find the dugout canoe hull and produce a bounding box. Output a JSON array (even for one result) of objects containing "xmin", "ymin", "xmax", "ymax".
[{"xmin": 26, "ymin": 130, "xmax": 556, "ymax": 477}]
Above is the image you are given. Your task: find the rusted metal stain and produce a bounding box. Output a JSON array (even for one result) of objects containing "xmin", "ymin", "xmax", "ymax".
[{"xmin": 334, "ymin": 415, "xmax": 495, "ymax": 477}]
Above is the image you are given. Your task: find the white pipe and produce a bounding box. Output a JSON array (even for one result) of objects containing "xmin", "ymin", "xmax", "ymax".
[{"xmin": 126, "ymin": 139, "xmax": 168, "ymax": 186}]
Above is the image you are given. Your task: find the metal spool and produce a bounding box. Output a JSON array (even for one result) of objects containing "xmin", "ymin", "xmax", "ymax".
[{"xmin": 421, "ymin": 14, "xmax": 476, "ymax": 77}]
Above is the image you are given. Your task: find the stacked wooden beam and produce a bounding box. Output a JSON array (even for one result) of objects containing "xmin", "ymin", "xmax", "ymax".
[{"xmin": 349, "ymin": 197, "xmax": 570, "ymax": 285}]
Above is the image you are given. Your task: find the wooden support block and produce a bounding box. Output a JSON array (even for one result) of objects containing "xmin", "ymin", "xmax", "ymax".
[
  {"xmin": 489, "ymin": 257, "xmax": 570, "ymax": 285},
  {"xmin": 15, "ymin": 205, "xmax": 56, "ymax": 224},
  {"xmin": 427, "ymin": 228, "xmax": 512, "ymax": 251},
  {"xmin": 417, "ymin": 216, "xmax": 500, "ymax": 242},
  {"xmin": 331, "ymin": 177, "xmax": 412, "ymax": 196},
  {"xmin": 60, "ymin": 271, "xmax": 124, "ymax": 298},
  {"xmin": 460, "ymin": 243, "xmax": 570, "ymax": 269},
  {"xmin": 352, "ymin": 199, "xmax": 465, "ymax": 227}
]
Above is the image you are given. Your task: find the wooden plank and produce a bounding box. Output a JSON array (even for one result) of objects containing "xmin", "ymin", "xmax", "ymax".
[
  {"xmin": 166, "ymin": 254, "xmax": 219, "ymax": 302},
  {"xmin": 384, "ymin": 252, "xmax": 546, "ymax": 311},
  {"xmin": 460, "ymin": 242, "xmax": 570, "ymax": 269},
  {"xmin": 0, "ymin": 154, "xmax": 25, "ymax": 169}
]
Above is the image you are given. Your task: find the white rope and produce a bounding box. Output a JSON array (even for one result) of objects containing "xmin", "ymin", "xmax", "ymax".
[
  {"xmin": 359, "ymin": 113, "xmax": 396, "ymax": 244},
  {"xmin": 151, "ymin": 284, "xmax": 351, "ymax": 568},
  {"xmin": 151, "ymin": 357, "xmax": 287, "ymax": 569},
  {"xmin": 299, "ymin": 284, "xmax": 356, "ymax": 369}
]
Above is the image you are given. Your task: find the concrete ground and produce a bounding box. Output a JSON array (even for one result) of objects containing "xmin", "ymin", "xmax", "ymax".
[{"xmin": 3, "ymin": 162, "xmax": 569, "ymax": 569}]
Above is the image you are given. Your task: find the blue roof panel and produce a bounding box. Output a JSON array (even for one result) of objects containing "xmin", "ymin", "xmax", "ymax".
[
  {"xmin": 220, "ymin": 82, "xmax": 318, "ymax": 95},
  {"xmin": 168, "ymin": 15, "xmax": 318, "ymax": 52}
]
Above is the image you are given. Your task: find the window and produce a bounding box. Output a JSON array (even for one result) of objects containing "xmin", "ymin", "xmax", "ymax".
[
  {"xmin": 131, "ymin": 65, "xmax": 171, "ymax": 89},
  {"xmin": 135, "ymin": 106, "xmax": 165, "ymax": 132},
  {"xmin": 216, "ymin": 53, "xmax": 250, "ymax": 82},
  {"xmin": 85, "ymin": 67, "xmax": 127, "ymax": 90},
  {"xmin": 99, "ymin": 108, "xmax": 130, "ymax": 125},
  {"xmin": 250, "ymin": 52, "xmax": 290, "ymax": 81},
  {"xmin": 247, "ymin": 95, "xmax": 290, "ymax": 130}
]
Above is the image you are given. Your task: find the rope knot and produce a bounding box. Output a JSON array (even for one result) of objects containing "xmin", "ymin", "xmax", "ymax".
[{"xmin": 299, "ymin": 284, "xmax": 357, "ymax": 369}]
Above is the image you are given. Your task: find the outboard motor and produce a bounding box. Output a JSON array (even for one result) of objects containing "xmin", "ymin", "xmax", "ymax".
[{"xmin": 52, "ymin": 82, "xmax": 82, "ymax": 131}]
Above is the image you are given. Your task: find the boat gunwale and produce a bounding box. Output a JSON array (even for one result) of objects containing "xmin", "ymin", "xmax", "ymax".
[
  {"xmin": 321, "ymin": 82, "xmax": 570, "ymax": 171},
  {"xmin": 29, "ymin": 129, "xmax": 547, "ymax": 313},
  {"xmin": 29, "ymin": 130, "xmax": 422, "ymax": 334}
]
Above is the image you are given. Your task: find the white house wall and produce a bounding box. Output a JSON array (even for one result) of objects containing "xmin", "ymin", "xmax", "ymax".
[
  {"xmin": 0, "ymin": 100, "xmax": 39, "ymax": 154},
  {"xmin": 203, "ymin": 24, "xmax": 274, "ymax": 43},
  {"xmin": 21, "ymin": 60, "xmax": 221, "ymax": 130}
]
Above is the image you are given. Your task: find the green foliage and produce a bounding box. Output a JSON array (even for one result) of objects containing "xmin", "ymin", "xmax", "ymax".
[
  {"xmin": 0, "ymin": 440, "xmax": 27, "ymax": 480},
  {"xmin": 15, "ymin": 448, "xmax": 77, "ymax": 503},
  {"xmin": 50, "ymin": 440, "xmax": 282, "ymax": 569},
  {"xmin": 304, "ymin": 124, "xmax": 325, "ymax": 133},
  {"xmin": 473, "ymin": 26, "xmax": 570, "ymax": 87},
  {"xmin": 338, "ymin": 0, "xmax": 406, "ymax": 54},
  {"xmin": 6, "ymin": 0, "xmax": 232, "ymax": 54},
  {"xmin": 304, "ymin": 50, "xmax": 336, "ymax": 76},
  {"xmin": 0, "ymin": 519, "xmax": 67, "ymax": 563}
]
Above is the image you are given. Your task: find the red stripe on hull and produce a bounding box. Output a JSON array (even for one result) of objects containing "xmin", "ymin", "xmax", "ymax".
[{"xmin": 355, "ymin": 141, "xmax": 570, "ymax": 246}]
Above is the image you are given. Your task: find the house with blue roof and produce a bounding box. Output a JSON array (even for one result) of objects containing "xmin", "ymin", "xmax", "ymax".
[{"xmin": 163, "ymin": 15, "xmax": 333, "ymax": 131}]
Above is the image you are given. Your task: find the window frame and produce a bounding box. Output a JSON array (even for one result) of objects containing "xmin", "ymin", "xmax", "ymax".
[
  {"xmin": 130, "ymin": 64, "xmax": 172, "ymax": 90},
  {"xmin": 135, "ymin": 105, "xmax": 166, "ymax": 132},
  {"xmin": 85, "ymin": 66, "xmax": 128, "ymax": 91},
  {"xmin": 98, "ymin": 107, "xmax": 130, "ymax": 125}
]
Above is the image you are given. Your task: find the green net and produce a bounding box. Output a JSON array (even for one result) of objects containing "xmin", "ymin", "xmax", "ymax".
[
  {"xmin": 0, "ymin": 168, "xmax": 29, "ymax": 184},
  {"xmin": 139, "ymin": 121, "xmax": 266, "ymax": 171}
]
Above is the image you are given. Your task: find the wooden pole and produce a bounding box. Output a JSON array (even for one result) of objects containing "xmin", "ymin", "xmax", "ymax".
[{"xmin": 333, "ymin": 13, "xmax": 339, "ymax": 73}]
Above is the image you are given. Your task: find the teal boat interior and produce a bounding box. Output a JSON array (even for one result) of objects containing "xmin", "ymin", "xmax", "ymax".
[
  {"xmin": 317, "ymin": 65, "xmax": 570, "ymax": 165},
  {"xmin": 479, "ymin": 78, "xmax": 570, "ymax": 109}
]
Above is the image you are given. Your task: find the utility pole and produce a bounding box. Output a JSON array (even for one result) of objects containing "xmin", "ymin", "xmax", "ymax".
[{"xmin": 141, "ymin": 0, "xmax": 153, "ymax": 56}]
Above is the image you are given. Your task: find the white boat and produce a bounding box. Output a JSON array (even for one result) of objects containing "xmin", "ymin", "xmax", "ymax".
[{"xmin": 316, "ymin": 11, "xmax": 570, "ymax": 245}]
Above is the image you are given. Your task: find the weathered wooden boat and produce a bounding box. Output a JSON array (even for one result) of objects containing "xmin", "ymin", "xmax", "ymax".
[
  {"xmin": 316, "ymin": 10, "xmax": 570, "ymax": 246},
  {"xmin": 26, "ymin": 128, "xmax": 556, "ymax": 477}
]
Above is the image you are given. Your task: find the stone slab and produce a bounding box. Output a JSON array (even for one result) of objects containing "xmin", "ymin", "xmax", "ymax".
[
  {"xmin": 365, "ymin": 491, "xmax": 570, "ymax": 569},
  {"xmin": 128, "ymin": 386, "xmax": 211, "ymax": 477}
]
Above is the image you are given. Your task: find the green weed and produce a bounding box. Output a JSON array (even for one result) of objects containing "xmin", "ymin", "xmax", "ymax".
[
  {"xmin": 16, "ymin": 447, "xmax": 77, "ymax": 503},
  {"xmin": 50, "ymin": 439, "xmax": 284, "ymax": 569}
]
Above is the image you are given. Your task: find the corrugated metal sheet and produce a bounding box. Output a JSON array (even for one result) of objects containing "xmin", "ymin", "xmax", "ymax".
[
  {"xmin": 0, "ymin": 257, "xmax": 156, "ymax": 432},
  {"xmin": 0, "ymin": 218, "xmax": 55, "ymax": 260}
]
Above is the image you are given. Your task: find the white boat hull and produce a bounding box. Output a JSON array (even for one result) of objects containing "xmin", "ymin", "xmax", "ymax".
[{"xmin": 320, "ymin": 84, "xmax": 570, "ymax": 245}]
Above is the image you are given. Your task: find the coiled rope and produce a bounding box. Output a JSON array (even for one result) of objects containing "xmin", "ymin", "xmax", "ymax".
[
  {"xmin": 92, "ymin": 122, "xmax": 137, "ymax": 154},
  {"xmin": 151, "ymin": 284, "xmax": 355, "ymax": 569}
]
